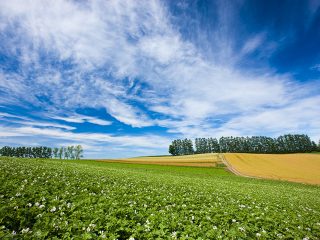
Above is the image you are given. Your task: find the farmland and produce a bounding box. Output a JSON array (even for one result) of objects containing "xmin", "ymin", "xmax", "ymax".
[
  {"xmin": 224, "ymin": 153, "xmax": 320, "ymax": 185},
  {"xmin": 102, "ymin": 153, "xmax": 222, "ymax": 167},
  {"xmin": 1, "ymin": 157, "xmax": 320, "ymax": 239}
]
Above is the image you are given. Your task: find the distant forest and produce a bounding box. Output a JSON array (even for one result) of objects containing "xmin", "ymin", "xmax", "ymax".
[
  {"xmin": 0, "ymin": 145, "xmax": 83, "ymax": 159},
  {"xmin": 169, "ymin": 134, "xmax": 320, "ymax": 156}
]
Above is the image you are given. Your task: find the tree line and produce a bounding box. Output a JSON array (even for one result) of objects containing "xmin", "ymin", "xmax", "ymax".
[
  {"xmin": 0, "ymin": 145, "xmax": 83, "ymax": 159},
  {"xmin": 169, "ymin": 134, "xmax": 320, "ymax": 156}
]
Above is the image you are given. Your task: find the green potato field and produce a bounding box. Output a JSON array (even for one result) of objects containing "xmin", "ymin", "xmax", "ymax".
[{"xmin": 1, "ymin": 157, "xmax": 320, "ymax": 239}]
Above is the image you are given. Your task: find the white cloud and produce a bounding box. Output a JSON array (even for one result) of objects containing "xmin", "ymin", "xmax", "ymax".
[
  {"xmin": 50, "ymin": 114, "xmax": 112, "ymax": 126},
  {"xmin": 165, "ymin": 95, "xmax": 320, "ymax": 142},
  {"xmin": 138, "ymin": 35, "xmax": 184, "ymax": 64},
  {"xmin": 311, "ymin": 64, "xmax": 320, "ymax": 71},
  {"xmin": 50, "ymin": 116, "xmax": 85, "ymax": 124},
  {"xmin": 11, "ymin": 120, "xmax": 75, "ymax": 130},
  {"xmin": 0, "ymin": 125, "xmax": 171, "ymax": 153},
  {"xmin": 0, "ymin": 112, "xmax": 76, "ymax": 130},
  {"xmin": 222, "ymin": 96, "xmax": 320, "ymax": 138},
  {"xmin": 0, "ymin": 0, "xmax": 319, "ymax": 157},
  {"xmin": 0, "ymin": 112, "xmax": 18, "ymax": 118},
  {"xmin": 86, "ymin": 118, "xmax": 111, "ymax": 126},
  {"xmin": 241, "ymin": 33, "xmax": 265, "ymax": 55}
]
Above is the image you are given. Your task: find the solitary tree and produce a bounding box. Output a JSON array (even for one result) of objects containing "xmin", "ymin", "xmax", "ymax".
[
  {"xmin": 66, "ymin": 146, "xmax": 73, "ymax": 159},
  {"xmin": 74, "ymin": 145, "xmax": 83, "ymax": 159}
]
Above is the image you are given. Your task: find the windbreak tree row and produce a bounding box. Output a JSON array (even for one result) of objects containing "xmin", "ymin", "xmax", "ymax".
[
  {"xmin": 0, "ymin": 145, "xmax": 83, "ymax": 159},
  {"xmin": 169, "ymin": 134, "xmax": 319, "ymax": 156}
]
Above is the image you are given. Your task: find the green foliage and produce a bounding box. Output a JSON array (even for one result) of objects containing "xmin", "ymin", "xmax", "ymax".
[
  {"xmin": 169, "ymin": 134, "xmax": 316, "ymax": 155},
  {"xmin": 0, "ymin": 146, "xmax": 52, "ymax": 158},
  {"xmin": 168, "ymin": 144, "xmax": 176, "ymax": 156},
  {"xmin": 74, "ymin": 145, "xmax": 83, "ymax": 160},
  {"xmin": 53, "ymin": 148, "xmax": 59, "ymax": 159},
  {"xmin": 168, "ymin": 139, "xmax": 194, "ymax": 156},
  {"xmin": 0, "ymin": 158, "xmax": 319, "ymax": 239},
  {"xmin": 195, "ymin": 138, "xmax": 220, "ymax": 154},
  {"xmin": 0, "ymin": 145, "xmax": 83, "ymax": 160}
]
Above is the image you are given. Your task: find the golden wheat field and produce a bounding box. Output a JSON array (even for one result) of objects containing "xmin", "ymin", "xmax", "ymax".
[
  {"xmin": 101, "ymin": 153, "xmax": 221, "ymax": 167},
  {"xmin": 224, "ymin": 153, "xmax": 320, "ymax": 185}
]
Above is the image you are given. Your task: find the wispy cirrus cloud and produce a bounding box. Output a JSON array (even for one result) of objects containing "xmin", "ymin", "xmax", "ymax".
[
  {"xmin": 0, "ymin": 0, "xmax": 319, "ymax": 157},
  {"xmin": 0, "ymin": 126, "xmax": 169, "ymax": 148},
  {"xmin": 50, "ymin": 114, "xmax": 112, "ymax": 126}
]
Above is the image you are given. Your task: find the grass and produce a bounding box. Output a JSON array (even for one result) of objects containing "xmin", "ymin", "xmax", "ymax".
[
  {"xmin": 224, "ymin": 153, "xmax": 320, "ymax": 185},
  {"xmin": 0, "ymin": 157, "xmax": 320, "ymax": 239}
]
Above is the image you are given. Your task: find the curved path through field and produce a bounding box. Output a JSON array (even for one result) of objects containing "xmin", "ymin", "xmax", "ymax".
[
  {"xmin": 223, "ymin": 153, "xmax": 320, "ymax": 185},
  {"xmin": 219, "ymin": 154, "xmax": 255, "ymax": 178}
]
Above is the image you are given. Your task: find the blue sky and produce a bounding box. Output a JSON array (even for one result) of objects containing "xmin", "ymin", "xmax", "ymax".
[{"xmin": 0, "ymin": 0, "xmax": 319, "ymax": 158}]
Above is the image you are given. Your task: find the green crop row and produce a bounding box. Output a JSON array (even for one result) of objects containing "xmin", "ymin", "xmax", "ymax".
[{"xmin": 0, "ymin": 157, "xmax": 319, "ymax": 239}]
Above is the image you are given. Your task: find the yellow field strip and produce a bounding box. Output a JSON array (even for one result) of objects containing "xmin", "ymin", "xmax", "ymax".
[
  {"xmin": 100, "ymin": 153, "xmax": 222, "ymax": 167},
  {"xmin": 224, "ymin": 153, "xmax": 320, "ymax": 185}
]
